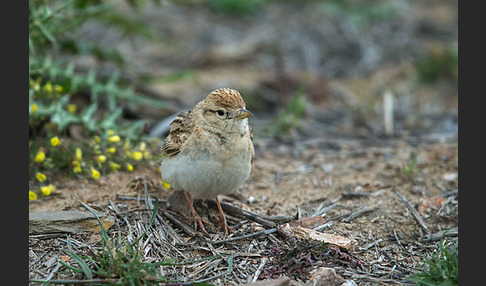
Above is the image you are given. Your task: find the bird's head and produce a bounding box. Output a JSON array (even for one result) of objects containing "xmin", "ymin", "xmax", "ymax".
[{"xmin": 195, "ymin": 88, "xmax": 253, "ymax": 134}]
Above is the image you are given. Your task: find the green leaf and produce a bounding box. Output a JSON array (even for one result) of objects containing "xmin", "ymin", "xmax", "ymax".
[
  {"xmin": 99, "ymin": 107, "xmax": 123, "ymax": 130},
  {"xmin": 48, "ymin": 95, "xmax": 80, "ymax": 131},
  {"xmin": 129, "ymin": 197, "xmax": 159, "ymax": 247},
  {"xmin": 80, "ymin": 103, "xmax": 99, "ymax": 132}
]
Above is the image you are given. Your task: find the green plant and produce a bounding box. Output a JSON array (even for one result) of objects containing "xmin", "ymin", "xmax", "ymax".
[
  {"xmin": 411, "ymin": 237, "xmax": 458, "ymax": 286},
  {"xmin": 29, "ymin": 129, "xmax": 157, "ymax": 201},
  {"xmin": 30, "ymin": 200, "xmax": 174, "ymax": 285},
  {"xmin": 171, "ymin": 0, "xmax": 268, "ymax": 16},
  {"xmin": 415, "ymin": 46, "xmax": 458, "ymax": 84},
  {"xmin": 29, "ymin": 0, "xmax": 169, "ymax": 199},
  {"xmin": 270, "ymin": 79, "xmax": 308, "ymax": 136},
  {"xmin": 208, "ymin": 0, "xmax": 268, "ymax": 15},
  {"xmin": 29, "ymin": 201, "xmax": 222, "ymax": 285},
  {"xmin": 322, "ymin": 0, "xmax": 402, "ymax": 28},
  {"xmin": 29, "ymin": 0, "xmax": 168, "ymax": 139},
  {"xmin": 402, "ymin": 153, "xmax": 417, "ymax": 176}
]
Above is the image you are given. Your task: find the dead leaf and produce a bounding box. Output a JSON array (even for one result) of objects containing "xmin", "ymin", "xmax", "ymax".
[
  {"xmin": 289, "ymin": 216, "xmax": 325, "ymax": 229},
  {"xmin": 418, "ymin": 197, "xmax": 445, "ymax": 213},
  {"xmin": 278, "ymin": 223, "xmax": 354, "ymax": 250}
]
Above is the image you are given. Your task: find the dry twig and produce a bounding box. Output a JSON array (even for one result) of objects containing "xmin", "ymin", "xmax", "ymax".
[
  {"xmin": 219, "ymin": 202, "xmax": 277, "ymax": 228},
  {"xmin": 344, "ymin": 206, "xmax": 377, "ymax": 223},
  {"xmin": 211, "ymin": 228, "xmax": 278, "ymax": 245},
  {"xmin": 395, "ymin": 191, "xmax": 430, "ymax": 233},
  {"xmin": 421, "ymin": 226, "xmax": 458, "ymax": 242}
]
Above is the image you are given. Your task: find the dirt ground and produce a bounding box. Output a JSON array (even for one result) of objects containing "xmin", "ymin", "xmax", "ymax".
[
  {"xmin": 29, "ymin": 1, "xmax": 458, "ymax": 285},
  {"xmin": 29, "ymin": 131, "xmax": 458, "ymax": 285}
]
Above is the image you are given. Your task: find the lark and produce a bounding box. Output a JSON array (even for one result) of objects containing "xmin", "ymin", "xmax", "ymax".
[{"xmin": 160, "ymin": 88, "xmax": 254, "ymax": 237}]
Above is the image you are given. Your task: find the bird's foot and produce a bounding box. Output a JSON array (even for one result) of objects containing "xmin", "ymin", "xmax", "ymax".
[
  {"xmin": 220, "ymin": 220, "xmax": 232, "ymax": 236},
  {"xmin": 183, "ymin": 191, "xmax": 212, "ymax": 237},
  {"xmin": 188, "ymin": 213, "xmax": 212, "ymax": 237},
  {"xmin": 215, "ymin": 196, "xmax": 232, "ymax": 236}
]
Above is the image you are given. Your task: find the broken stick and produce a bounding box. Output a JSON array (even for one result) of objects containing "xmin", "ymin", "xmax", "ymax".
[{"xmin": 395, "ymin": 191, "xmax": 430, "ymax": 233}]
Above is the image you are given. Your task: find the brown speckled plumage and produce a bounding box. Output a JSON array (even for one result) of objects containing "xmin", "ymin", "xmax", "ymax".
[{"xmin": 160, "ymin": 88, "xmax": 254, "ymax": 237}]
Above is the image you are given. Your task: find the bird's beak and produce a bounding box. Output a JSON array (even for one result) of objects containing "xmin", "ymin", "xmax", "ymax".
[{"xmin": 235, "ymin": 108, "xmax": 253, "ymax": 120}]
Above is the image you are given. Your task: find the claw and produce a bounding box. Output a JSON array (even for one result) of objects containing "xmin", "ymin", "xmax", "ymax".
[{"xmin": 184, "ymin": 192, "xmax": 211, "ymax": 237}]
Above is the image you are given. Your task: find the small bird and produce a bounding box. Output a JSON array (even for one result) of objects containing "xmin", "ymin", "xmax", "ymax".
[{"xmin": 160, "ymin": 88, "xmax": 254, "ymax": 236}]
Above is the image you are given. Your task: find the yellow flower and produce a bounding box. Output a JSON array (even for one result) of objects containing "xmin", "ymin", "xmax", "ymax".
[
  {"xmin": 43, "ymin": 82, "xmax": 53, "ymax": 93},
  {"xmin": 34, "ymin": 151, "xmax": 46, "ymax": 163},
  {"xmin": 108, "ymin": 147, "xmax": 116, "ymax": 154},
  {"xmin": 132, "ymin": 151, "xmax": 143, "ymax": 161},
  {"xmin": 97, "ymin": 155, "xmax": 107, "ymax": 163},
  {"xmin": 108, "ymin": 135, "xmax": 121, "ymax": 143},
  {"xmin": 55, "ymin": 85, "xmax": 63, "ymax": 92},
  {"xmin": 126, "ymin": 163, "xmax": 134, "ymax": 172},
  {"xmin": 109, "ymin": 162, "xmax": 121, "ymax": 171},
  {"xmin": 143, "ymin": 151, "xmax": 151, "ymax": 160},
  {"xmin": 72, "ymin": 160, "xmax": 82, "ymax": 173},
  {"xmin": 50, "ymin": 136, "xmax": 61, "ymax": 147},
  {"xmin": 140, "ymin": 142, "xmax": 146, "ymax": 151},
  {"xmin": 29, "ymin": 191, "xmax": 38, "ymax": 201},
  {"xmin": 31, "ymin": 104, "xmax": 38, "ymax": 114},
  {"xmin": 162, "ymin": 180, "xmax": 171, "ymax": 189},
  {"xmin": 108, "ymin": 129, "xmax": 115, "ymax": 136},
  {"xmin": 36, "ymin": 172, "xmax": 47, "ymax": 182},
  {"xmin": 67, "ymin": 104, "xmax": 77, "ymax": 114},
  {"xmin": 41, "ymin": 186, "xmax": 50, "ymax": 195},
  {"xmin": 32, "ymin": 81, "xmax": 40, "ymax": 92},
  {"xmin": 75, "ymin": 148, "xmax": 82, "ymax": 161},
  {"xmin": 41, "ymin": 184, "xmax": 55, "ymax": 196},
  {"xmin": 91, "ymin": 168, "xmax": 100, "ymax": 179}
]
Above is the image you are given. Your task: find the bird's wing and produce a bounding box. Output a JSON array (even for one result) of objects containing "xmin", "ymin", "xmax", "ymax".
[{"xmin": 161, "ymin": 110, "xmax": 193, "ymax": 157}]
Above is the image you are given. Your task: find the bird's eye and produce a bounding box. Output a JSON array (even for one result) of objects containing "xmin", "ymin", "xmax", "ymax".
[{"xmin": 216, "ymin": 110, "xmax": 225, "ymax": 116}]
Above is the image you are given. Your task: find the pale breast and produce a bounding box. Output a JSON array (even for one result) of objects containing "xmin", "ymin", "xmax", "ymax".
[{"xmin": 160, "ymin": 131, "xmax": 253, "ymax": 199}]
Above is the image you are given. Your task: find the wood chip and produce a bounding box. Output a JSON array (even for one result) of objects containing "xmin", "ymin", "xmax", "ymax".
[
  {"xmin": 289, "ymin": 216, "xmax": 325, "ymax": 229},
  {"xmin": 278, "ymin": 223, "xmax": 354, "ymax": 250}
]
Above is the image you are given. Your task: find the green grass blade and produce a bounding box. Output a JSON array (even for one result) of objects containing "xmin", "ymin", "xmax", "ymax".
[
  {"xmin": 129, "ymin": 197, "xmax": 159, "ymax": 248},
  {"xmin": 79, "ymin": 202, "xmax": 109, "ymax": 243},
  {"xmin": 65, "ymin": 236, "xmax": 93, "ymax": 280}
]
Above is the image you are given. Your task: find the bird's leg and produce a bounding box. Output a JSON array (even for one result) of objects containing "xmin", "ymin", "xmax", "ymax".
[
  {"xmin": 215, "ymin": 196, "xmax": 232, "ymax": 236},
  {"xmin": 184, "ymin": 191, "xmax": 211, "ymax": 237}
]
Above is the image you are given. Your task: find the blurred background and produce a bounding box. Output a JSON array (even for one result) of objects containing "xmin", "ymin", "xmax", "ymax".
[{"xmin": 29, "ymin": 0, "xmax": 458, "ymax": 188}]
